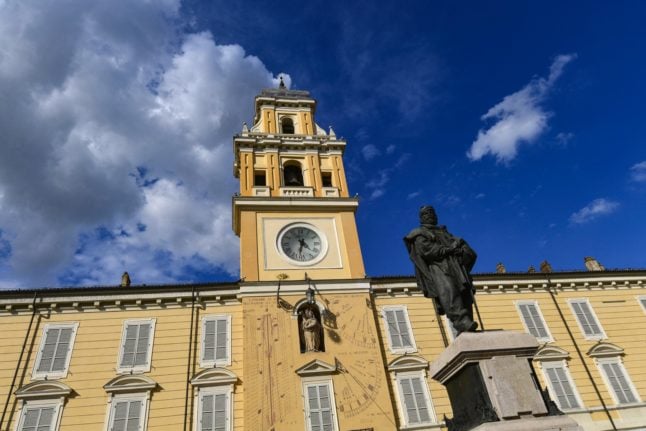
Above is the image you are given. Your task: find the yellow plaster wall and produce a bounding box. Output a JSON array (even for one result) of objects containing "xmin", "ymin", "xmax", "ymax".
[
  {"xmin": 242, "ymin": 294, "xmax": 396, "ymax": 431},
  {"xmin": 0, "ymin": 302, "xmax": 244, "ymax": 431}
]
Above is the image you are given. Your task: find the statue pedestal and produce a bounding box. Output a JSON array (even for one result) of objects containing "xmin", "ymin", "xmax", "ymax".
[{"xmin": 429, "ymin": 331, "xmax": 582, "ymax": 431}]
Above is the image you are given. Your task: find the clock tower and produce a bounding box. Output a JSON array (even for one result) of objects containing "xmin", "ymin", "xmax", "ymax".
[{"xmin": 232, "ymin": 80, "xmax": 365, "ymax": 282}]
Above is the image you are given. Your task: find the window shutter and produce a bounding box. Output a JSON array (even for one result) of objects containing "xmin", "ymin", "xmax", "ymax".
[
  {"xmin": 399, "ymin": 376, "xmax": 432, "ymax": 425},
  {"xmin": 203, "ymin": 321, "xmax": 216, "ymax": 362},
  {"xmin": 602, "ymin": 363, "xmax": 637, "ymax": 404},
  {"xmin": 411, "ymin": 377, "xmax": 431, "ymax": 423},
  {"xmin": 519, "ymin": 303, "xmax": 548, "ymax": 339},
  {"xmin": 111, "ymin": 400, "xmax": 142, "ymax": 431},
  {"xmin": 384, "ymin": 308, "xmax": 414, "ymax": 350},
  {"xmin": 134, "ymin": 324, "xmax": 151, "ymax": 366},
  {"xmin": 126, "ymin": 400, "xmax": 142, "ymax": 431},
  {"xmin": 20, "ymin": 407, "xmax": 55, "ymax": 431},
  {"xmin": 384, "ymin": 310, "xmax": 400, "ymax": 348},
  {"xmin": 111, "ymin": 401, "xmax": 129, "ymax": 431},
  {"xmin": 201, "ymin": 394, "xmax": 214, "ymax": 431},
  {"xmin": 400, "ymin": 378, "xmax": 420, "ymax": 424},
  {"xmin": 545, "ymin": 366, "xmax": 579, "ymax": 409},
  {"xmin": 213, "ymin": 393, "xmax": 227, "ymax": 431},
  {"xmin": 37, "ymin": 328, "xmax": 59, "ymax": 373},
  {"xmin": 120, "ymin": 322, "xmax": 152, "ymax": 369},
  {"xmin": 571, "ymin": 301, "xmax": 602, "ymax": 336},
  {"xmin": 215, "ymin": 319, "xmax": 228, "ymax": 361},
  {"xmin": 51, "ymin": 328, "xmax": 73, "ymax": 371},
  {"xmin": 394, "ymin": 310, "xmax": 412, "ymax": 348},
  {"xmin": 306, "ymin": 384, "xmax": 334, "ymax": 431}
]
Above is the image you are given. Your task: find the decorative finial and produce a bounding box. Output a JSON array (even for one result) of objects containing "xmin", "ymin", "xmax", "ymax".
[
  {"xmin": 279, "ymin": 75, "xmax": 286, "ymax": 89},
  {"xmin": 527, "ymin": 265, "xmax": 536, "ymax": 273},
  {"xmin": 121, "ymin": 272, "xmax": 131, "ymax": 287},
  {"xmin": 328, "ymin": 126, "xmax": 336, "ymax": 138},
  {"xmin": 242, "ymin": 122, "xmax": 249, "ymax": 133},
  {"xmin": 496, "ymin": 262, "xmax": 506, "ymax": 274},
  {"xmin": 540, "ymin": 260, "xmax": 553, "ymax": 273}
]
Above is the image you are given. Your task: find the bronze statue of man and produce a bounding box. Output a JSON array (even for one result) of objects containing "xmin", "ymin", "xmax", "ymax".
[{"xmin": 404, "ymin": 206, "xmax": 478, "ymax": 334}]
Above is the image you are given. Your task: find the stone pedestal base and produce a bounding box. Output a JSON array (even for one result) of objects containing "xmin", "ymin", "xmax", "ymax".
[{"xmin": 429, "ymin": 331, "xmax": 582, "ymax": 431}]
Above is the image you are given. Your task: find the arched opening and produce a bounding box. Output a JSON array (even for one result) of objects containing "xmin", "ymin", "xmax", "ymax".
[
  {"xmin": 281, "ymin": 117, "xmax": 295, "ymax": 134},
  {"xmin": 283, "ymin": 161, "xmax": 304, "ymax": 186}
]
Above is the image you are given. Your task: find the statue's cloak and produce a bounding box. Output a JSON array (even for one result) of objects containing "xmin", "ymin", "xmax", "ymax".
[{"xmin": 403, "ymin": 226, "xmax": 476, "ymax": 312}]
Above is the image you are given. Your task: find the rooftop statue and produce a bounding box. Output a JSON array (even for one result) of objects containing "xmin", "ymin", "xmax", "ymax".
[{"xmin": 404, "ymin": 206, "xmax": 478, "ymax": 334}]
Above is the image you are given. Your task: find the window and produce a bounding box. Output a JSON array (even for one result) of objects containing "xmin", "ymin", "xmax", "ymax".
[
  {"xmin": 191, "ymin": 369, "xmax": 238, "ymax": 431},
  {"xmin": 540, "ymin": 361, "xmax": 582, "ymax": 410},
  {"xmin": 568, "ymin": 299, "xmax": 605, "ymax": 339},
  {"xmin": 254, "ymin": 171, "xmax": 266, "ymax": 186},
  {"xmin": 516, "ymin": 301, "xmax": 552, "ymax": 342},
  {"xmin": 107, "ymin": 395, "xmax": 147, "ymax": 431},
  {"xmin": 16, "ymin": 403, "xmax": 60, "ymax": 431},
  {"xmin": 283, "ymin": 162, "xmax": 304, "ymax": 186},
  {"xmin": 638, "ymin": 296, "xmax": 646, "ymax": 313},
  {"xmin": 33, "ymin": 323, "xmax": 78, "ymax": 379},
  {"xmin": 598, "ymin": 359, "xmax": 639, "ymax": 405},
  {"xmin": 303, "ymin": 380, "xmax": 338, "ymax": 431},
  {"xmin": 395, "ymin": 373, "xmax": 436, "ymax": 428},
  {"xmin": 103, "ymin": 375, "xmax": 157, "ymax": 431},
  {"xmin": 281, "ymin": 117, "xmax": 295, "ymax": 134},
  {"xmin": 382, "ymin": 306, "xmax": 417, "ymax": 353},
  {"xmin": 117, "ymin": 319, "xmax": 156, "ymax": 373},
  {"xmin": 14, "ymin": 381, "xmax": 72, "ymax": 431},
  {"xmin": 201, "ymin": 315, "xmax": 231, "ymax": 368},
  {"xmin": 321, "ymin": 172, "xmax": 333, "ymax": 188}
]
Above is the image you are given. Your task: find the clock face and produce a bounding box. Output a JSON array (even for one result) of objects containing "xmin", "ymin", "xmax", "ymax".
[{"xmin": 277, "ymin": 223, "xmax": 327, "ymax": 265}]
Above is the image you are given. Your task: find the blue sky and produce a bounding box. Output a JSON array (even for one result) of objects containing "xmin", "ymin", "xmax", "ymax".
[{"xmin": 0, "ymin": 1, "xmax": 645, "ymax": 288}]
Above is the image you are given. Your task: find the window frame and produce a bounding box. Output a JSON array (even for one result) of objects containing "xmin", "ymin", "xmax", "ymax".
[
  {"xmin": 301, "ymin": 377, "xmax": 339, "ymax": 431},
  {"xmin": 15, "ymin": 399, "xmax": 64, "ymax": 431},
  {"xmin": 595, "ymin": 357, "xmax": 641, "ymax": 406},
  {"xmin": 195, "ymin": 385, "xmax": 234, "ymax": 431},
  {"xmin": 104, "ymin": 392, "xmax": 150, "ymax": 431},
  {"xmin": 381, "ymin": 305, "xmax": 417, "ymax": 354},
  {"xmin": 567, "ymin": 298, "xmax": 606, "ymax": 340},
  {"xmin": 200, "ymin": 314, "xmax": 232, "ymax": 368},
  {"xmin": 638, "ymin": 296, "xmax": 646, "ymax": 314},
  {"xmin": 116, "ymin": 318, "xmax": 156, "ymax": 374},
  {"xmin": 393, "ymin": 370, "xmax": 437, "ymax": 429},
  {"xmin": 515, "ymin": 300, "xmax": 553, "ymax": 343},
  {"xmin": 538, "ymin": 360, "xmax": 583, "ymax": 411},
  {"xmin": 32, "ymin": 322, "xmax": 79, "ymax": 380}
]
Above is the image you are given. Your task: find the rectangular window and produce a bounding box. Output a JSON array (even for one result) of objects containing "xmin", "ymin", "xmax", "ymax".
[
  {"xmin": 321, "ymin": 172, "xmax": 333, "ymax": 188},
  {"xmin": 638, "ymin": 296, "xmax": 646, "ymax": 313},
  {"xmin": 598, "ymin": 359, "xmax": 639, "ymax": 405},
  {"xmin": 568, "ymin": 299, "xmax": 605, "ymax": 339},
  {"xmin": 382, "ymin": 306, "xmax": 417, "ymax": 353},
  {"xmin": 107, "ymin": 396, "xmax": 146, "ymax": 431},
  {"xmin": 198, "ymin": 388, "xmax": 232, "ymax": 431},
  {"xmin": 516, "ymin": 301, "xmax": 552, "ymax": 342},
  {"xmin": 395, "ymin": 374, "xmax": 435, "ymax": 427},
  {"xmin": 117, "ymin": 319, "xmax": 155, "ymax": 373},
  {"xmin": 304, "ymin": 381, "xmax": 338, "ymax": 431},
  {"xmin": 33, "ymin": 323, "xmax": 78, "ymax": 379},
  {"xmin": 17, "ymin": 404, "xmax": 60, "ymax": 431},
  {"xmin": 254, "ymin": 171, "xmax": 266, "ymax": 186},
  {"xmin": 201, "ymin": 315, "xmax": 231, "ymax": 368},
  {"xmin": 541, "ymin": 361, "xmax": 581, "ymax": 410}
]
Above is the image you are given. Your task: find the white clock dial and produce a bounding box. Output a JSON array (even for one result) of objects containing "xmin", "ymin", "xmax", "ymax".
[{"xmin": 277, "ymin": 224, "xmax": 327, "ymax": 265}]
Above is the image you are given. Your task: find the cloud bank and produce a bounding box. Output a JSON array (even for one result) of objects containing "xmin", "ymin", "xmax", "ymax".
[
  {"xmin": 0, "ymin": 0, "xmax": 287, "ymax": 287},
  {"xmin": 569, "ymin": 198, "xmax": 619, "ymax": 224},
  {"xmin": 467, "ymin": 54, "xmax": 576, "ymax": 163}
]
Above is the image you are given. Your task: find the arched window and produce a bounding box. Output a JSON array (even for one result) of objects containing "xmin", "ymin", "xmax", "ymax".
[
  {"xmin": 283, "ymin": 161, "xmax": 304, "ymax": 187},
  {"xmin": 281, "ymin": 117, "xmax": 295, "ymax": 134}
]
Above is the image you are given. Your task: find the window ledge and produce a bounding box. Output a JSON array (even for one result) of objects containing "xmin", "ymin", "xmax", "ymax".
[{"xmin": 399, "ymin": 422, "xmax": 443, "ymax": 430}]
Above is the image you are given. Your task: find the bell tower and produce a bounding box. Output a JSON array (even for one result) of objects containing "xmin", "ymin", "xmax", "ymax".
[{"xmin": 232, "ymin": 79, "xmax": 365, "ymax": 282}]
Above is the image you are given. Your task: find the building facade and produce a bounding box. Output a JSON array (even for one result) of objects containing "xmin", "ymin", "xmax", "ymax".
[{"xmin": 1, "ymin": 85, "xmax": 645, "ymax": 431}]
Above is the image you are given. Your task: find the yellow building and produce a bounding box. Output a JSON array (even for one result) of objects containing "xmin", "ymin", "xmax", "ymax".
[{"xmin": 1, "ymin": 83, "xmax": 646, "ymax": 431}]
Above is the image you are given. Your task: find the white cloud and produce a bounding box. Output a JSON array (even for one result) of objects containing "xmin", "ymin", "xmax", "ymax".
[
  {"xmin": 467, "ymin": 54, "xmax": 576, "ymax": 163},
  {"xmin": 630, "ymin": 161, "xmax": 646, "ymax": 182},
  {"xmin": 0, "ymin": 0, "xmax": 288, "ymax": 287},
  {"xmin": 569, "ymin": 198, "xmax": 619, "ymax": 224},
  {"xmin": 555, "ymin": 132, "xmax": 574, "ymax": 146},
  {"xmin": 361, "ymin": 144, "xmax": 381, "ymax": 160},
  {"xmin": 386, "ymin": 144, "xmax": 396, "ymax": 154},
  {"xmin": 407, "ymin": 191, "xmax": 421, "ymax": 200},
  {"xmin": 475, "ymin": 193, "xmax": 485, "ymax": 199}
]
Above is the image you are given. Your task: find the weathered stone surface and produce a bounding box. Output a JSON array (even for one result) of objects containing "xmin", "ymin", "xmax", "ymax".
[{"xmin": 471, "ymin": 415, "xmax": 582, "ymax": 430}]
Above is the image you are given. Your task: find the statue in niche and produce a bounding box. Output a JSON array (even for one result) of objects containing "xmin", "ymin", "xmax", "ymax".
[
  {"xmin": 404, "ymin": 205, "xmax": 478, "ymax": 334},
  {"xmin": 300, "ymin": 307, "xmax": 323, "ymax": 352}
]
